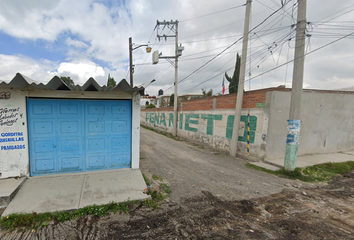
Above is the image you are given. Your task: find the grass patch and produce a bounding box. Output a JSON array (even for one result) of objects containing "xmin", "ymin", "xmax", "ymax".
[
  {"xmin": 152, "ymin": 174, "xmax": 163, "ymax": 181},
  {"xmin": 142, "ymin": 173, "xmax": 150, "ymax": 186},
  {"xmin": 141, "ymin": 125, "xmax": 180, "ymax": 141},
  {"xmin": 143, "ymin": 188, "xmax": 170, "ymax": 209},
  {"xmin": 160, "ymin": 183, "xmax": 172, "ymax": 194},
  {"xmin": 0, "ymin": 200, "xmax": 139, "ymax": 231},
  {"xmin": 142, "ymin": 172, "xmax": 172, "ymax": 209},
  {"xmin": 1, "ymin": 171, "xmax": 175, "ymax": 230},
  {"xmin": 246, "ymin": 161, "xmax": 354, "ymax": 182}
]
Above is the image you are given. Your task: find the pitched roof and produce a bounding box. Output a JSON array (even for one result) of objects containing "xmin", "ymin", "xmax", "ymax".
[{"xmin": 0, "ymin": 73, "xmax": 145, "ymax": 95}]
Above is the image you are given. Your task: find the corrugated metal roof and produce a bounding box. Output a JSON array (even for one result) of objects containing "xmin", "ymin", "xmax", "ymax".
[{"xmin": 0, "ymin": 73, "xmax": 145, "ymax": 95}]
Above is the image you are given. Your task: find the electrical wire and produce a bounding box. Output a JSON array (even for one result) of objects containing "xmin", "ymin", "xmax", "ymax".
[
  {"xmin": 164, "ymin": 0, "xmax": 295, "ymax": 92},
  {"xmin": 180, "ymin": 4, "xmax": 246, "ymax": 22},
  {"xmin": 213, "ymin": 29, "xmax": 354, "ymax": 95}
]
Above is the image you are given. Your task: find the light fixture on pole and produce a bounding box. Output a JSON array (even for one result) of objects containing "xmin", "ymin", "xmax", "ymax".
[{"xmin": 129, "ymin": 37, "xmax": 152, "ymax": 87}]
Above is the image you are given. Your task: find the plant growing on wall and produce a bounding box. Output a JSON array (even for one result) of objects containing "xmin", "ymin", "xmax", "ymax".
[
  {"xmin": 224, "ymin": 53, "xmax": 241, "ymax": 94},
  {"xmin": 160, "ymin": 100, "xmax": 167, "ymax": 108},
  {"xmin": 145, "ymin": 103, "xmax": 156, "ymax": 109}
]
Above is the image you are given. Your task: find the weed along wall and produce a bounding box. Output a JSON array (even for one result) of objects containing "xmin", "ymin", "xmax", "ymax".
[
  {"xmin": 141, "ymin": 90, "xmax": 272, "ymax": 159},
  {"xmin": 0, "ymin": 88, "xmax": 29, "ymax": 178}
]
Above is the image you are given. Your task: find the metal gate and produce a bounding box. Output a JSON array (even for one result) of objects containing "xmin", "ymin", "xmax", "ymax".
[{"xmin": 27, "ymin": 99, "xmax": 132, "ymax": 176}]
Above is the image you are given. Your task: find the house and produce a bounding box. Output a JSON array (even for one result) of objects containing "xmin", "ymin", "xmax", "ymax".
[
  {"xmin": 140, "ymin": 95, "xmax": 156, "ymax": 107},
  {"xmin": 0, "ymin": 73, "xmax": 144, "ymax": 179},
  {"xmin": 153, "ymin": 90, "xmax": 203, "ymax": 108}
]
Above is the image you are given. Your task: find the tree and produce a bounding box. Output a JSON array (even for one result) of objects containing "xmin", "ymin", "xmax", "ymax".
[
  {"xmin": 169, "ymin": 94, "xmax": 174, "ymax": 107},
  {"xmin": 60, "ymin": 76, "xmax": 74, "ymax": 86},
  {"xmin": 107, "ymin": 74, "xmax": 116, "ymax": 87},
  {"xmin": 202, "ymin": 88, "xmax": 213, "ymax": 97},
  {"xmin": 225, "ymin": 53, "xmax": 241, "ymax": 94}
]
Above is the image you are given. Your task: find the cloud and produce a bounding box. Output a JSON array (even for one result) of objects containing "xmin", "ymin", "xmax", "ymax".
[
  {"xmin": 0, "ymin": 54, "xmax": 55, "ymax": 82},
  {"xmin": 52, "ymin": 61, "xmax": 106, "ymax": 84},
  {"xmin": 65, "ymin": 37, "xmax": 88, "ymax": 48},
  {"xmin": 1, "ymin": 0, "xmax": 354, "ymax": 95}
]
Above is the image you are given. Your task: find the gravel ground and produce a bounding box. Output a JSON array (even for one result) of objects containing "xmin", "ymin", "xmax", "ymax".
[
  {"xmin": 1, "ymin": 127, "xmax": 354, "ymax": 239},
  {"xmin": 139, "ymin": 127, "xmax": 296, "ymax": 202}
]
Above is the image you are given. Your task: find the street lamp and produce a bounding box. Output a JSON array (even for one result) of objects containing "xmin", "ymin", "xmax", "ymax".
[{"xmin": 129, "ymin": 37, "xmax": 151, "ymax": 87}]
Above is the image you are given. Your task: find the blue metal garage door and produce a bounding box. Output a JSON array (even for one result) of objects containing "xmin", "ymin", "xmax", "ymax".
[{"xmin": 27, "ymin": 99, "xmax": 132, "ymax": 176}]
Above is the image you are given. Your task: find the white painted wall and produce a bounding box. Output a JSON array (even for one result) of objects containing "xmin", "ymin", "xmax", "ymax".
[
  {"xmin": 131, "ymin": 93, "xmax": 140, "ymax": 169},
  {"xmin": 0, "ymin": 88, "xmax": 29, "ymax": 178},
  {"xmin": 0, "ymin": 86, "xmax": 141, "ymax": 178},
  {"xmin": 141, "ymin": 108, "xmax": 267, "ymax": 159},
  {"xmin": 265, "ymin": 91, "xmax": 354, "ymax": 159},
  {"xmin": 143, "ymin": 90, "xmax": 354, "ymax": 162}
]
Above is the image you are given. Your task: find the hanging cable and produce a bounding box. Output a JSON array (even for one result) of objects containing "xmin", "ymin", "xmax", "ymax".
[{"xmin": 180, "ymin": 4, "xmax": 246, "ymax": 22}]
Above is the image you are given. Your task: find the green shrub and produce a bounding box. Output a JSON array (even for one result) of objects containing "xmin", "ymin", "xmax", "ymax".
[{"xmin": 145, "ymin": 103, "xmax": 156, "ymax": 109}]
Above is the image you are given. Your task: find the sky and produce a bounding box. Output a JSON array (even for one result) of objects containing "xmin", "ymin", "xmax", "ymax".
[{"xmin": 0, "ymin": 0, "xmax": 354, "ymax": 96}]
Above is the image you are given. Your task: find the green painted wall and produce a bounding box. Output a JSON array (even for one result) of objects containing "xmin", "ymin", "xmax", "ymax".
[{"xmin": 145, "ymin": 112, "xmax": 257, "ymax": 143}]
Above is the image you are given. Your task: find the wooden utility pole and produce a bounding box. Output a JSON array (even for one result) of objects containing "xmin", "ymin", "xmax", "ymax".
[
  {"xmin": 173, "ymin": 21, "xmax": 179, "ymax": 136},
  {"xmin": 129, "ymin": 37, "xmax": 133, "ymax": 87},
  {"xmin": 230, "ymin": 0, "xmax": 252, "ymax": 157},
  {"xmin": 284, "ymin": 0, "xmax": 307, "ymax": 171}
]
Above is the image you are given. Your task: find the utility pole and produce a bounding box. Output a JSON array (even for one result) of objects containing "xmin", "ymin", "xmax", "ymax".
[
  {"xmin": 154, "ymin": 20, "xmax": 183, "ymax": 137},
  {"xmin": 129, "ymin": 37, "xmax": 133, "ymax": 87},
  {"xmin": 173, "ymin": 21, "xmax": 179, "ymax": 137},
  {"xmin": 129, "ymin": 37, "xmax": 152, "ymax": 87},
  {"xmin": 230, "ymin": 0, "xmax": 252, "ymax": 157},
  {"xmin": 284, "ymin": 0, "xmax": 307, "ymax": 171}
]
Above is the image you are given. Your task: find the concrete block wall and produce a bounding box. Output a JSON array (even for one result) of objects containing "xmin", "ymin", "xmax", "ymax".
[
  {"xmin": 141, "ymin": 90, "xmax": 269, "ymax": 159},
  {"xmin": 266, "ymin": 90, "xmax": 354, "ymax": 159},
  {"xmin": 142, "ymin": 87, "xmax": 354, "ymax": 161}
]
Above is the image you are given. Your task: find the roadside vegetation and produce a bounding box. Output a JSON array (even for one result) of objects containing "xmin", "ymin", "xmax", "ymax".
[
  {"xmin": 0, "ymin": 173, "xmax": 172, "ymax": 231},
  {"xmin": 142, "ymin": 173, "xmax": 172, "ymax": 209},
  {"xmin": 246, "ymin": 161, "xmax": 354, "ymax": 182},
  {"xmin": 0, "ymin": 201, "xmax": 133, "ymax": 231}
]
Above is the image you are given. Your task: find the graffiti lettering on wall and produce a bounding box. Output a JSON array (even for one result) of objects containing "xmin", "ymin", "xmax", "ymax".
[
  {"xmin": 0, "ymin": 107, "xmax": 22, "ymax": 126},
  {"xmin": 0, "ymin": 92, "xmax": 11, "ymax": 99},
  {"xmin": 146, "ymin": 112, "xmax": 257, "ymax": 143},
  {"xmin": 0, "ymin": 104, "xmax": 26, "ymax": 150},
  {"xmin": 0, "ymin": 132, "xmax": 25, "ymax": 151},
  {"xmin": 1, "ymin": 145, "xmax": 26, "ymax": 150},
  {"xmin": 0, "ymin": 132, "xmax": 24, "ymax": 143}
]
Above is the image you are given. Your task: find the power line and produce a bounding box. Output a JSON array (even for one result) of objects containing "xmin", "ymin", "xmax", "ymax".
[
  {"xmin": 164, "ymin": 36, "xmax": 243, "ymax": 91},
  {"xmin": 241, "ymin": 29, "xmax": 354, "ymax": 87},
  {"xmin": 164, "ymin": 0, "xmax": 295, "ymax": 92},
  {"xmin": 134, "ymin": 0, "xmax": 294, "ymax": 82},
  {"xmin": 180, "ymin": 4, "xmax": 246, "ymax": 22}
]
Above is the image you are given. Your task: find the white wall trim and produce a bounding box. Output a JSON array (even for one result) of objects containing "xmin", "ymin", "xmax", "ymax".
[{"xmin": 131, "ymin": 93, "xmax": 141, "ymax": 169}]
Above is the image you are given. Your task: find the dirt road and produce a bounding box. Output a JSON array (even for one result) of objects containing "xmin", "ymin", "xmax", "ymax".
[
  {"xmin": 1, "ymin": 127, "xmax": 354, "ymax": 239},
  {"xmin": 140, "ymin": 127, "xmax": 294, "ymax": 202}
]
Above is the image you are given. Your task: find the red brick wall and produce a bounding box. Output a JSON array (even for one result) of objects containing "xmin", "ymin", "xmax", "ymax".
[
  {"xmin": 141, "ymin": 87, "xmax": 354, "ymax": 112},
  {"xmin": 180, "ymin": 87, "xmax": 290, "ymax": 111}
]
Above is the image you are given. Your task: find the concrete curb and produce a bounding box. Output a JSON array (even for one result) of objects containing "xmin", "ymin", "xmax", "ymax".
[{"xmin": 0, "ymin": 177, "xmax": 27, "ymax": 208}]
